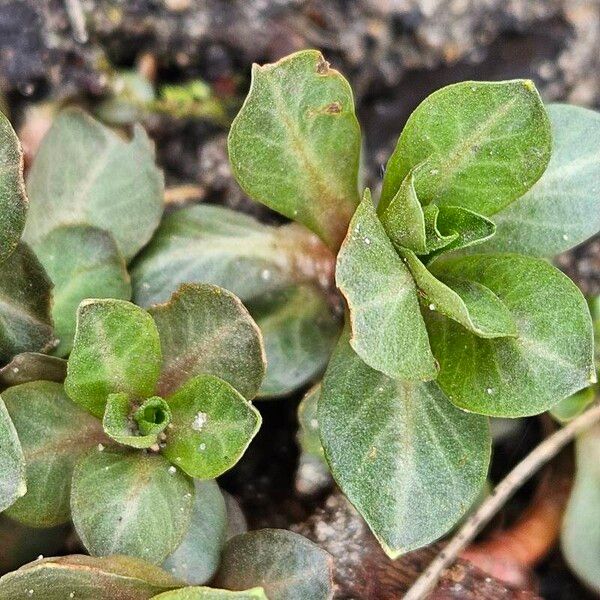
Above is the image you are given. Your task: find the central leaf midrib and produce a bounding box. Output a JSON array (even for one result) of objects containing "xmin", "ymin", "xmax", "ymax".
[
  {"xmin": 425, "ymin": 96, "xmax": 519, "ymax": 201},
  {"xmin": 268, "ymin": 78, "xmax": 348, "ymax": 219}
]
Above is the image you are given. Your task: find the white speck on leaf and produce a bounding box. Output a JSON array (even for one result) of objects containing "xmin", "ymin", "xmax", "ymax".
[
  {"xmin": 486, "ymin": 387, "xmax": 494, "ymax": 395},
  {"xmin": 97, "ymin": 443, "xmax": 104, "ymax": 452},
  {"xmin": 168, "ymin": 466, "xmax": 177, "ymax": 475},
  {"xmin": 198, "ymin": 443, "xmax": 207, "ymax": 451},
  {"xmin": 192, "ymin": 411, "xmax": 208, "ymax": 431},
  {"xmin": 428, "ymin": 303, "xmax": 436, "ymax": 311}
]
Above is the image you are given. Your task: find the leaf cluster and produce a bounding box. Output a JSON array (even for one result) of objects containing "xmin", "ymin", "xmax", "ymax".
[
  {"xmin": 0, "ymin": 529, "xmax": 333, "ymax": 599},
  {"xmin": 226, "ymin": 50, "xmax": 600, "ymax": 556},
  {"xmin": 0, "ymin": 107, "xmax": 333, "ymax": 593},
  {"xmin": 0, "ymin": 45, "xmax": 599, "ymax": 593}
]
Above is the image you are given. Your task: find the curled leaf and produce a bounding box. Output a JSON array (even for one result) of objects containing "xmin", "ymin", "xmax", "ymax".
[
  {"xmin": 103, "ymin": 393, "xmax": 171, "ymax": 449},
  {"xmin": 425, "ymin": 205, "xmax": 495, "ymax": 260},
  {"xmin": 427, "ymin": 254, "xmax": 595, "ymax": 416},
  {"xmin": 421, "ymin": 204, "xmax": 459, "ymax": 253},
  {"xmin": 401, "ymin": 249, "xmax": 516, "ymax": 338},
  {"xmin": 380, "ymin": 165, "xmax": 428, "ymax": 253}
]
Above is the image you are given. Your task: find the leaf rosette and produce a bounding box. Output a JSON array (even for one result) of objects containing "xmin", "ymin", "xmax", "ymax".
[
  {"xmin": 1, "ymin": 283, "xmax": 265, "ymax": 564},
  {"xmin": 226, "ymin": 50, "xmax": 599, "ymax": 558}
]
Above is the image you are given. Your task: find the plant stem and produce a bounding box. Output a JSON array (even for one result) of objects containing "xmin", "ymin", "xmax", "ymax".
[
  {"xmin": 403, "ymin": 401, "xmax": 600, "ymax": 600},
  {"xmin": 164, "ymin": 184, "xmax": 205, "ymax": 206}
]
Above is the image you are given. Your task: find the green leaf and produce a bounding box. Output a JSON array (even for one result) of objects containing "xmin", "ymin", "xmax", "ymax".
[
  {"xmin": 0, "ymin": 110, "xmax": 28, "ymax": 264},
  {"xmin": 149, "ymin": 284, "xmax": 265, "ymax": 400},
  {"xmin": 71, "ymin": 449, "xmax": 195, "ymax": 564},
  {"xmin": 228, "ymin": 49, "xmax": 361, "ymax": 250},
  {"xmin": 380, "ymin": 165, "xmax": 428, "ymax": 253},
  {"xmin": 336, "ymin": 189, "xmax": 437, "ymax": 380},
  {"xmin": 131, "ymin": 204, "xmax": 334, "ymax": 307},
  {"xmin": 550, "ymin": 387, "xmax": 596, "ymax": 424},
  {"xmin": 152, "ymin": 588, "xmax": 268, "ymax": 600},
  {"xmin": 561, "ymin": 424, "xmax": 600, "ymax": 594},
  {"xmin": 3, "ymin": 381, "xmax": 106, "ymax": 527},
  {"xmin": 249, "ymin": 285, "xmax": 340, "ymax": 398},
  {"xmin": 427, "ymin": 254, "xmax": 595, "ymax": 416},
  {"xmin": 380, "ymin": 80, "xmax": 551, "ymax": 215},
  {"xmin": 0, "ymin": 397, "xmax": 26, "ymax": 511},
  {"xmin": 482, "ymin": 104, "xmax": 600, "ymax": 257},
  {"xmin": 0, "ymin": 243, "xmax": 54, "ymax": 363},
  {"xmin": 318, "ymin": 331, "xmax": 490, "ymax": 557},
  {"xmin": 214, "ymin": 529, "xmax": 334, "ymax": 600},
  {"xmin": 95, "ymin": 69, "xmax": 156, "ymax": 126},
  {"xmin": 35, "ymin": 224, "xmax": 131, "ymax": 356},
  {"xmin": 23, "ymin": 108, "xmax": 164, "ymax": 261},
  {"xmin": 422, "ymin": 205, "xmax": 458, "ymax": 253},
  {"xmin": 223, "ymin": 492, "xmax": 248, "ymax": 541},
  {"xmin": 136, "ymin": 397, "xmax": 172, "ymax": 436},
  {"xmin": 163, "ymin": 480, "xmax": 227, "ymax": 585},
  {"xmin": 0, "ymin": 554, "xmax": 182, "ymax": 600},
  {"xmin": 103, "ymin": 394, "xmax": 171, "ymax": 449},
  {"xmin": 0, "ymin": 353, "xmax": 66, "ymax": 389},
  {"xmin": 425, "ymin": 205, "xmax": 495, "ymax": 260},
  {"xmin": 400, "ymin": 249, "xmax": 516, "ymax": 338},
  {"xmin": 65, "ymin": 299, "xmax": 162, "ymax": 418},
  {"xmin": 163, "ymin": 375, "xmax": 261, "ymax": 479},
  {"xmin": 297, "ymin": 384, "xmax": 324, "ymax": 459}
]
